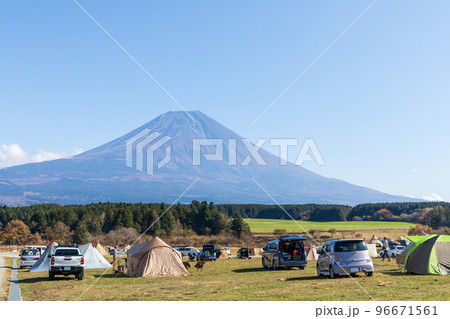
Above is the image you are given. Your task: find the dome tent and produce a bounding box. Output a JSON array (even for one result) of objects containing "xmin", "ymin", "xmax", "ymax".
[
  {"xmin": 30, "ymin": 242, "xmax": 59, "ymax": 272},
  {"xmin": 127, "ymin": 236, "xmax": 189, "ymax": 278},
  {"xmin": 404, "ymin": 235, "xmax": 450, "ymax": 275},
  {"xmin": 78, "ymin": 243, "xmax": 112, "ymax": 269}
]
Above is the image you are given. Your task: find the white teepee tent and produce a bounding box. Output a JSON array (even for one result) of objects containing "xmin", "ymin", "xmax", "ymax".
[
  {"xmin": 78, "ymin": 243, "xmax": 112, "ymax": 269},
  {"xmin": 30, "ymin": 242, "xmax": 59, "ymax": 272}
]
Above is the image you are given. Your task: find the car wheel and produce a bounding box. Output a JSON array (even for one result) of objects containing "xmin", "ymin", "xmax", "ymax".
[
  {"xmin": 77, "ymin": 271, "xmax": 84, "ymax": 280},
  {"xmin": 380, "ymin": 251, "xmax": 384, "ymax": 258},
  {"xmin": 365, "ymin": 271, "xmax": 373, "ymax": 277},
  {"xmin": 391, "ymin": 253, "xmax": 396, "ymax": 258},
  {"xmin": 272, "ymin": 261, "xmax": 276, "ymax": 270},
  {"xmin": 49, "ymin": 272, "xmax": 55, "ymax": 281},
  {"xmin": 317, "ymin": 264, "xmax": 322, "ymax": 277},
  {"xmin": 329, "ymin": 266, "xmax": 336, "ymax": 279},
  {"xmin": 262, "ymin": 259, "xmax": 267, "ymax": 269}
]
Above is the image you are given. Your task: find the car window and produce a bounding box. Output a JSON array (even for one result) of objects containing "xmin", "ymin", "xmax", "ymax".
[
  {"xmin": 22, "ymin": 249, "xmax": 39, "ymax": 256},
  {"xmin": 55, "ymin": 249, "xmax": 80, "ymax": 256},
  {"xmin": 334, "ymin": 241, "xmax": 367, "ymax": 252}
]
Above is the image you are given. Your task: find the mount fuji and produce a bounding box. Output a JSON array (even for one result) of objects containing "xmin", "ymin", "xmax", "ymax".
[{"xmin": 0, "ymin": 111, "xmax": 415, "ymax": 206}]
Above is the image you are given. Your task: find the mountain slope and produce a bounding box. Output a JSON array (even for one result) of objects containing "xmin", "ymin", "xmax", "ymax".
[{"xmin": 0, "ymin": 111, "xmax": 415, "ymax": 206}]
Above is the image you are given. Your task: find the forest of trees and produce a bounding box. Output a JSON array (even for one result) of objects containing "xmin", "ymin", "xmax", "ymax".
[{"xmin": 0, "ymin": 201, "xmax": 448, "ymax": 245}]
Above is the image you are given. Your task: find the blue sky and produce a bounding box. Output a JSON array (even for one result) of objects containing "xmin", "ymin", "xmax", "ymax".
[{"xmin": 1, "ymin": 0, "xmax": 449, "ymax": 201}]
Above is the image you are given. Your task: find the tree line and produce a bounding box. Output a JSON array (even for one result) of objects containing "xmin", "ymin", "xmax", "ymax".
[{"xmin": 0, "ymin": 201, "xmax": 251, "ymax": 245}]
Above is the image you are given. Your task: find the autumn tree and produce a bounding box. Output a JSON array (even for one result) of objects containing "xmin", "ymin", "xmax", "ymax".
[{"xmin": 1, "ymin": 220, "xmax": 31, "ymax": 245}]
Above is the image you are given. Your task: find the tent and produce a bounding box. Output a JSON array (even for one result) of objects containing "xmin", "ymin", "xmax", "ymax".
[
  {"xmin": 95, "ymin": 241, "xmax": 109, "ymax": 257},
  {"xmin": 403, "ymin": 235, "xmax": 450, "ymax": 275},
  {"xmin": 79, "ymin": 243, "xmax": 112, "ymax": 269},
  {"xmin": 30, "ymin": 241, "xmax": 59, "ymax": 272},
  {"xmin": 127, "ymin": 236, "xmax": 189, "ymax": 278},
  {"xmin": 396, "ymin": 242, "xmax": 415, "ymax": 267},
  {"xmin": 217, "ymin": 249, "xmax": 229, "ymax": 260},
  {"xmin": 368, "ymin": 235, "xmax": 382, "ymax": 246},
  {"xmin": 305, "ymin": 245, "xmax": 319, "ymax": 260},
  {"xmin": 366, "ymin": 243, "xmax": 378, "ymax": 258},
  {"xmin": 250, "ymin": 248, "xmax": 263, "ymax": 256}
]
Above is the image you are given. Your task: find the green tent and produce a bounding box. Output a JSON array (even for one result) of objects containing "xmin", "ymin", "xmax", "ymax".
[{"xmin": 404, "ymin": 235, "xmax": 450, "ymax": 275}]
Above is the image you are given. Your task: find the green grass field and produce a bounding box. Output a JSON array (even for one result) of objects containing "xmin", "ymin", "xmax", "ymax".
[
  {"xmin": 244, "ymin": 219, "xmax": 416, "ymax": 233},
  {"xmin": 13, "ymin": 257, "xmax": 449, "ymax": 301}
]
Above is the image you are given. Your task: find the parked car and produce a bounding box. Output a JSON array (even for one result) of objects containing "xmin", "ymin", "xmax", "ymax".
[
  {"xmin": 262, "ymin": 235, "xmax": 308, "ymax": 270},
  {"xmin": 19, "ymin": 248, "xmax": 40, "ymax": 268},
  {"xmin": 49, "ymin": 246, "xmax": 84, "ymax": 280},
  {"xmin": 317, "ymin": 239, "xmax": 374, "ymax": 279},
  {"xmin": 9, "ymin": 249, "xmax": 17, "ymax": 253},
  {"xmin": 197, "ymin": 244, "xmax": 217, "ymax": 261},
  {"xmin": 175, "ymin": 246, "xmax": 199, "ymax": 256},
  {"xmin": 237, "ymin": 247, "xmax": 250, "ymax": 259},
  {"xmin": 109, "ymin": 249, "xmax": 124, "ymax": 256},
  {"xmin": 380, "ymin": 245, "xmax": 405, "ymax": 258}
]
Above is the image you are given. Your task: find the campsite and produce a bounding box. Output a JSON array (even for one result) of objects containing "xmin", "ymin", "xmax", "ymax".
[
  {"xmin": 10, "ymin": 250, "xmax": 449, "ymax": 301},
  {"xmin": 0, "ymin": 233, "xmax": 447, "ymax": 301}
]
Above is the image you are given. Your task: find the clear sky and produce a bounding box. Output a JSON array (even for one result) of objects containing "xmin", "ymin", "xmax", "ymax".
[{"xmin": 1, "ymin": 0, "xmax": 449, "ymax": 201}]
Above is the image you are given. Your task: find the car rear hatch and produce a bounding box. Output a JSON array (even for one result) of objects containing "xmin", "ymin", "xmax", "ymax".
[
  {"xmin": 334, "ymin": 240, "xmax": 369, "ymax": 263},
  {"xmin": 279, "ymin": 235, "xmax": 307, "ymax": 264}
]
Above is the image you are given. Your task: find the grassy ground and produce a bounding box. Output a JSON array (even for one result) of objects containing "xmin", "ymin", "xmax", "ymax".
[
  {"xmin": 15, "ymin": 257, "xmax": 449, "ymax": 301},
  {"xmin": 245, "ymin": 219, "xmax": 416, "ymax": 233}
]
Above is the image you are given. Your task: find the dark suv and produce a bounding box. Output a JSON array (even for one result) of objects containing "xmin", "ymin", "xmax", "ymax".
[{"xmin": 262, "ymin": 235, "xmax": 308, "ymax": 270}]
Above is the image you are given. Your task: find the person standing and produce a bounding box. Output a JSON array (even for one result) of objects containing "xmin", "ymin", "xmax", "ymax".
[
  {"xmin": 381, "ymin": 237, "xmax": 391, "ymax": 262},
  {"xmin": 113, "ymin": 245, "xmax": 119, "ymax": 271}
]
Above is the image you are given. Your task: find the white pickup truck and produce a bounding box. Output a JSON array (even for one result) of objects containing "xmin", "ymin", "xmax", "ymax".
[{"xmin": 50, "ymin": 246, "xmax": 85, "ymax": 280}]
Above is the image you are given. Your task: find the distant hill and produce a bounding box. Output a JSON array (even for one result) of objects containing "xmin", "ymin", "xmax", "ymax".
[{"xmin": 0, "ymin": 111, "xmax": 418, "ymax": 206}]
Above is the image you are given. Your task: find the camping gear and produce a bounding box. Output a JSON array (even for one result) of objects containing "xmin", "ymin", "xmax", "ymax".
[
  {"xmin": 78, "ymin": 243, "xmax": 112, "ymax": 269},
  {"xmin": 403, "ymin": 235, "xmax": 450, "ymax": 275},
  {"xmin": 250, "ymin": 247, "xmax": 263, "ymax": 256},
  {"xmin": 95, "ymin": 241, "xmax": 109, "ymax": 256},
  {"xmin": 30, "ymin": 242, "xmax": 59, "ymax": 272},
  {"xmin": 237, "ymin": 247, "xmax": 250, "ymax": 259},
  {"xmin": 305, "ymin": 245, "xmax": 319, "ymax": 260},
  {"xmin": 368, "ymin": 235, "xmax": 382, "ymax": 247},
  {"xmin": 197, "ymin": 244, "xmax": 217, "ymax": 261},
  {"xmin": 216, "ymin": 249, "xmax": 229, "ymax": 260},
  {"xmin": 127, "ymin": 236, "xmax": 189, "ymax": 278},
  {"xmin": 366, "ymin": 243, "xmax": 378, "ymax": 258}
]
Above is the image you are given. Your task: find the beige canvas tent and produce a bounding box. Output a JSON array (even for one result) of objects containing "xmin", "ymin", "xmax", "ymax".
[
  {"xmin": 95, "ymin": 241, "xmax": 108, "ymax": 257},
  {"xmin": 127, "ymin": 237, "xmax": 189, "ymax": 278},
  {"xmin": 250, "ymin": 248, "xmax": 263, "ymax": 256},
  {"xmin": 217, "ymin": 249, "xmax": 229, "ymax": 260},
  {"xmin": 305, "ymin": 245, "xmax": 319, "ymax": 260},
  {"xmin": 366, "ymin": 243, "xmax": 378, "ymax": 258}
]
